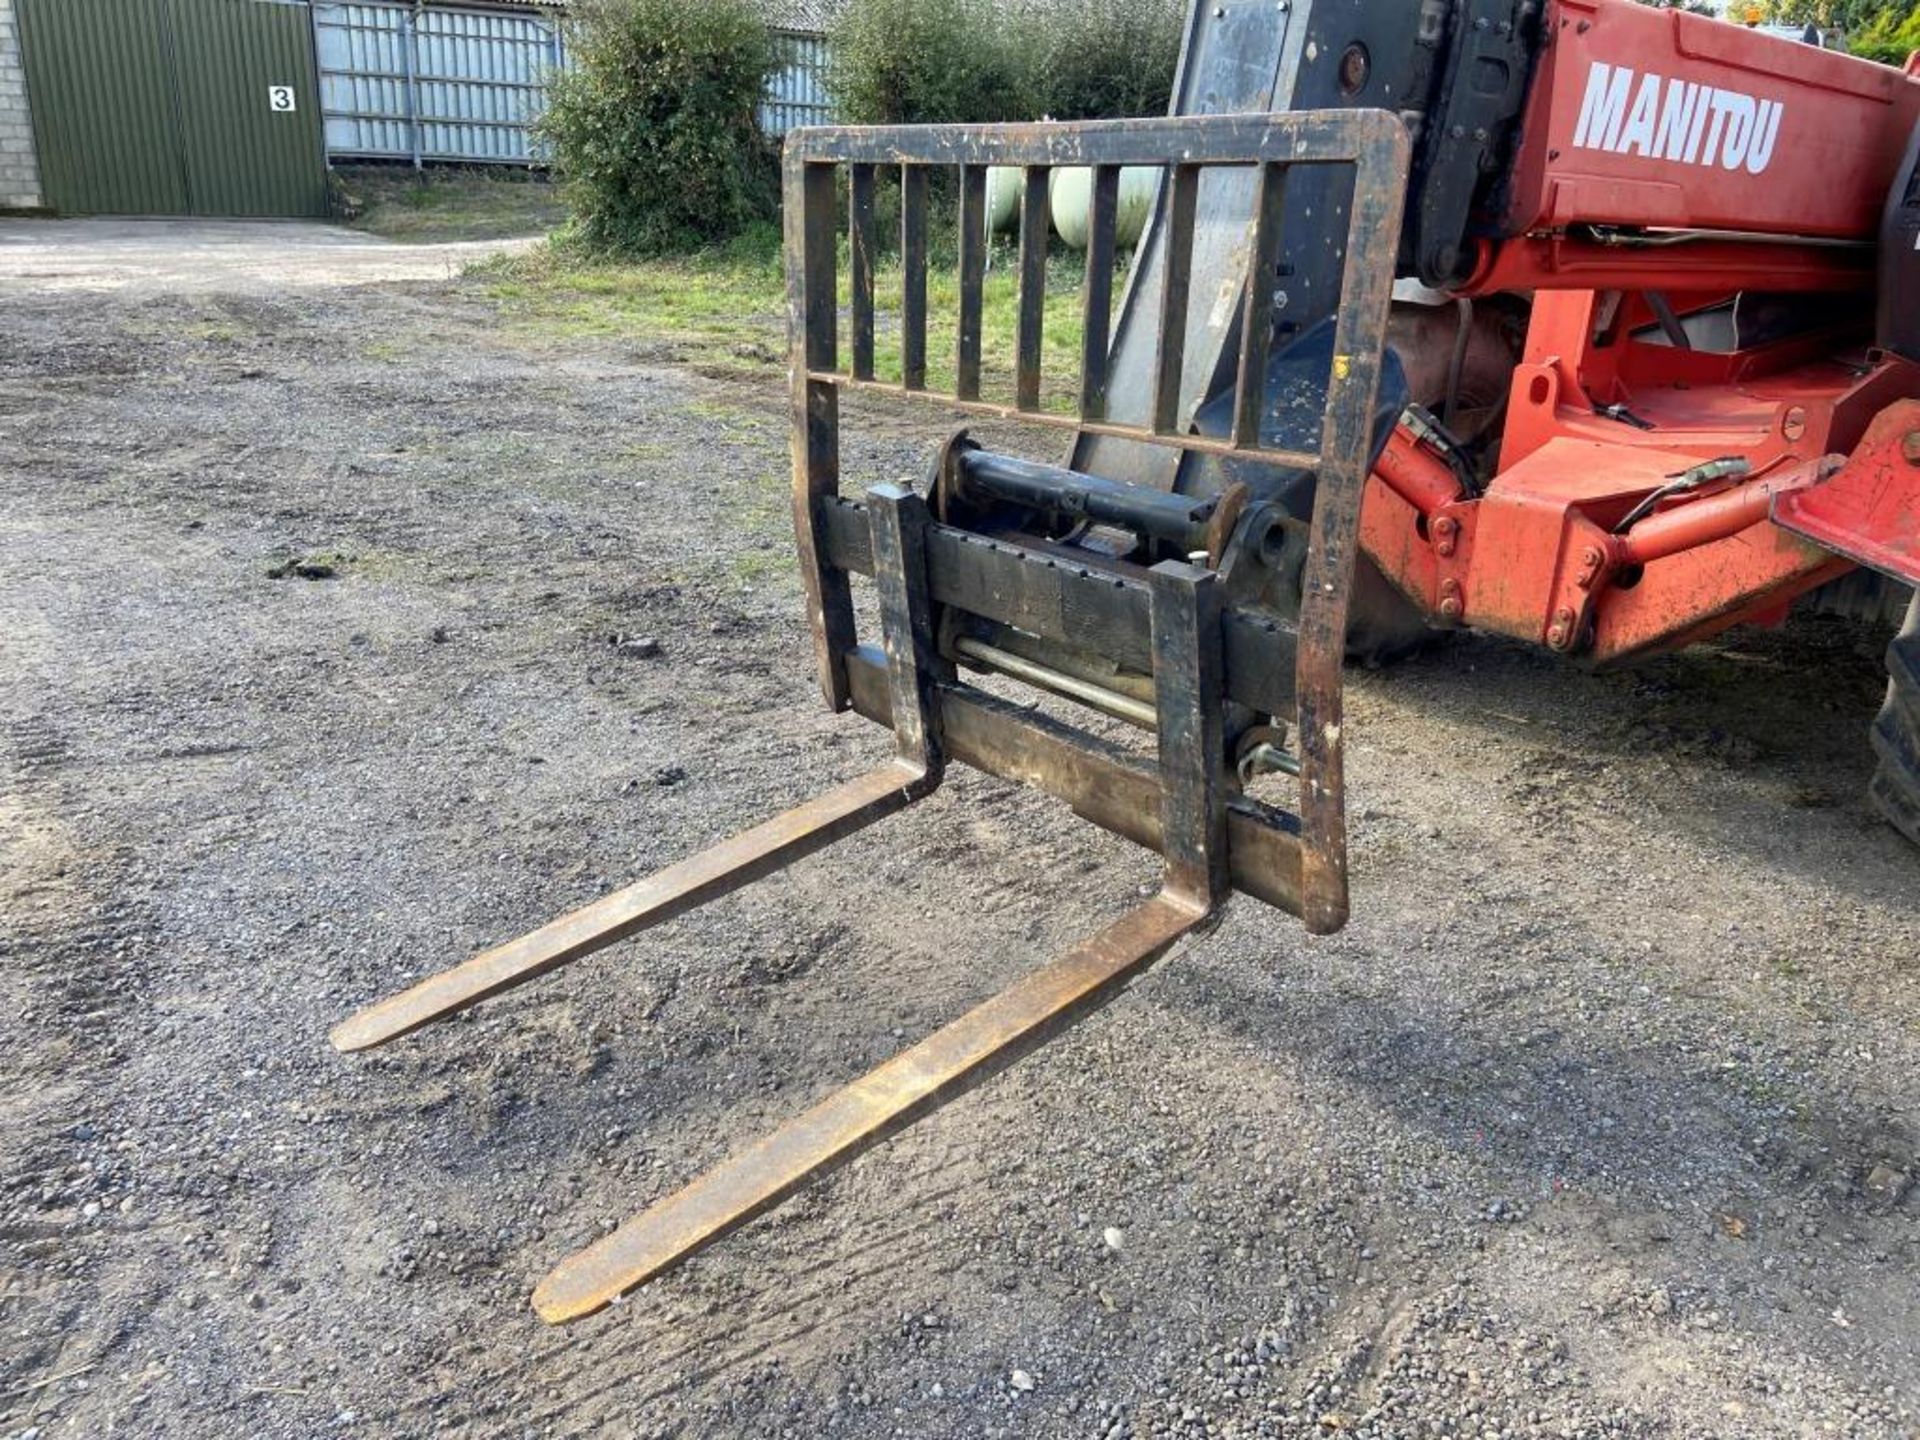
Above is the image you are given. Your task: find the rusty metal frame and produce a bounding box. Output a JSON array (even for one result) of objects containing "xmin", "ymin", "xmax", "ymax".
[{"xmin": 785, "ymin": 113, "xmax": 1410, "ymax": 932}]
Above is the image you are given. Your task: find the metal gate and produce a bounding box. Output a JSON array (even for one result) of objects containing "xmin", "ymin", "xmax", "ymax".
[{"xmin": 16, "ymin": 0, "xmax": 327, "ymax": 217}]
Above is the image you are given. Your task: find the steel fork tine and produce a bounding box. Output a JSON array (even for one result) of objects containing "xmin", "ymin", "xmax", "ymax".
[
  {"xmin": 531, "ymin": 890, "xmax": 1207, "ymax": 1323},
  {"xmin": 329, "ymin": 762, "xmax": 930, "ymax": 1054}
]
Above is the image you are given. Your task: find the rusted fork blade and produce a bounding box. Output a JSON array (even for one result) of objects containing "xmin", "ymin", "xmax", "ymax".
[
  {"xmin": 330, "ymin": 762, "xmax": 928, "ymax": 1054},
  {"xmin": 531, "ymin": 890, "xmax": 1207, "ymax": 1323}
]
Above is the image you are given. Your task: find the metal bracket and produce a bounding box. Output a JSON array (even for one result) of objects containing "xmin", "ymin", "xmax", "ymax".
[{"xmin": 1148, "ymin": 560, "xmax": 1230, "ymax": 911}]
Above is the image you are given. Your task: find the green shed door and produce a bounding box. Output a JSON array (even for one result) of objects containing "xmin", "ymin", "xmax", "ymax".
[
  {"xmin": 17, "ymin": 0, "xmax": 327, "ymax": 218},
  {"xmin": 16, "ymin": 0, "xmax": 190, "ymax": 215},
  {"xmin": 170, "ymin": 0, "xmax": 328, "ymax": 218}
]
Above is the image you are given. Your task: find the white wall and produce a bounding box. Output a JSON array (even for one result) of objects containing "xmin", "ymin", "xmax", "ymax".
[{"xmin": 0, "ymin": 0, "xmax": 42, "ymax": 209}]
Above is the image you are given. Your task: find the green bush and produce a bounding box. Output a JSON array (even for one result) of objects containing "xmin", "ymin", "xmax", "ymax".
[
  {"xmin": 828, "ymin": 0, "xmax": 1183, "ymax": 127},
  {"xmin": 539, "ymin": 0, "xmax": 775, "ymax": 256},
  {"xmin": 827, "ymin": 0, "xmax": 1031, "ymax": 125},
  {"xmin": 1850, "ymin": 1, "xmax": 1920, "ymax": 62},
  {"xmin": 1019, "ymin": 0, "xmax": 1185, "ymax": 121}
]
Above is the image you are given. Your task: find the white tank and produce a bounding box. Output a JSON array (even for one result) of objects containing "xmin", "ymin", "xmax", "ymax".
[
  {"xmin": 985, "ymin": 166, "xmax": 1022, "ymax": 233},
  {"xmin": 1047, "ymin": 165, "xmax": 1158, "ymax": 250}
]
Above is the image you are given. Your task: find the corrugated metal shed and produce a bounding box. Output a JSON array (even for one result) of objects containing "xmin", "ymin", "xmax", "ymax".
[
  {"xmin": 759, "ymin": 0, "xmax": 840, "ymax": 135},
  {"xmin": 316, "ymin": 0, "xmax": 835, "ymax": 163},
  {"xmin": 761, "ymin": 29, "xmax": 830, "ymax": 136},
  {"xmin": 313, "ymin": 0, "xmax": 565, "ymax": 164},
  {"xmin": 12, "ymin": 0, "xmax": 838, "ymax": 211}
]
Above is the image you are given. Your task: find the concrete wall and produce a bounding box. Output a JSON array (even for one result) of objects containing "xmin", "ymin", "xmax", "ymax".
[{"xmin": 0, "ymin": 0, "xmax": 43, "ymax": 210}]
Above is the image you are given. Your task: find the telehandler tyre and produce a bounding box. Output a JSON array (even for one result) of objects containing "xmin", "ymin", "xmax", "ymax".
[{"xmin": 1869, "ymin": 589, "xmax": 1920, "ymax": 846}]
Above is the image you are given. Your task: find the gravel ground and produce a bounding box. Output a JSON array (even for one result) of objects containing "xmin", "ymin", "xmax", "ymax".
[{"xmin": 1, "ymin": 266, "xmax": 1917, "ymax": 1440}]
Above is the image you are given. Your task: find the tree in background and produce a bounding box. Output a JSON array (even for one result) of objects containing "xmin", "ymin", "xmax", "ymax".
[
  {"xmin": 1015, "ymin": 0, "xmax": 1186, "ymax": 121},
  {"xmin": 1846, "ymin": 1, "xmax": 1920, "ymax": 61},
  {"xmin": 540, "ymin": 0, "xmax": 775, "ymax": 256},
  {"xmin": 1739, "ymin": 0, "xmax": 1920, "ymax": 59},
  {"xmin": 826, "ymin": 0, "xmax": 1030, "ymax": 126},
  {"xmin": 827, "ymin": 0, "xmax": 1185, "ymax": 127}
]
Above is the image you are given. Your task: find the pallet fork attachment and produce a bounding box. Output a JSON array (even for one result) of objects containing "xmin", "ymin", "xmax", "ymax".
[{"xmin": 333, "ymin": 113, "xmax": 1409, "ymax": 1321}]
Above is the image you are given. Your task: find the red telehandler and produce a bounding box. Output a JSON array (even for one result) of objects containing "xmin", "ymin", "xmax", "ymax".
[{"xmin": 333, "ymin": 0, "xmax": 1920, "ymax": 1320}]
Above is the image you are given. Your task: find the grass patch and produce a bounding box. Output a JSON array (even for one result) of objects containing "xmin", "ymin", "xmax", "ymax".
[
  {"xmin": 339, "ymin": 165, "xmax": 569, "ymax": 244},
  {"xmin": 474, "ymin": 241, "xmax": 787, "ymax": 366},
  {"xmin": 857, "ymin": 248, "xmax": 1094, "ymax": 413},
  {"xmin": 731, "ymin": 544, "xmax": 797, "ymax": 586},
  {"xmin": 472, "ymin": 229, "xmax": 1110, "ymax": 398}
]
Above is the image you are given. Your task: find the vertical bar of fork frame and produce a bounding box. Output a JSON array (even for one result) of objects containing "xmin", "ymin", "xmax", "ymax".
[
  {"xmin": 901, "ymin": 165, "xmax": 928, "ymax": 391},
  {"xmin": 957, "ymin": 164, "xmax": 988, "ymax": 402},
  {"xmin": 1079, "ymin": 165, "xmax": 1119, "ymax": 422},
  {"xmin": 786, "ymin": 155, "xmax": 854, "ymax": 710},
  {"xmin": 1232, "ymin": 163, "xmax": 1290, "ymax": 450},
  {"xmin": 1294, "ymin": 128, "xmax": 1410, "ymax": 934},
  {"xmin": 1015, "ymin": 166, "xmax": 1050, "ymax": 412},
  {"xmin": 1151, "ymin": 164, "xmax": 1200, "ymax": 436},
  {"xmin": 849, "ymin": 164, "xmax": 877, "ymax": 382},
  {"xmin": 1149, "ymin": 561, "xmax": 1229, "ymax": 909},
  {"xmin": 865, "ymin": 484, "xmax": 945, "ymax": 784}
]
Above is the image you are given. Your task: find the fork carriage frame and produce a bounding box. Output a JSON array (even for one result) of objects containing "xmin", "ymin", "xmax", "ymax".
[
  {"xmin": 786, "ymin": 112, "xmax": 1409, "ymax": 934},
  {"xmin": 331, "ymin": 112, "xmax": 1410, "ymax": 1323}
]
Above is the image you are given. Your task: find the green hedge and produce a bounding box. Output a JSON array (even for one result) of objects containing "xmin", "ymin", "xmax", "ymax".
[
  {"xmin": 1018, "ymin": 0, "xmax": 1186, "ymax": 121},
  {"xmin": 540, "ymin": 0, "xmax": 776, "ymax": 256},
  {"xmin": 827, "ymin": 0, "xmax": 1184, "ymax": 127},
  {"xmin": 826, "ymin": 0, "xmax": 1031, "ymax": 126}
]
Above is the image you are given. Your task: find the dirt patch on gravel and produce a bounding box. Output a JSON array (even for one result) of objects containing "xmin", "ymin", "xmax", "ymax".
[{"xmin": 1, "ymin": 274, "xmax": 1916, "ymax": 1440}]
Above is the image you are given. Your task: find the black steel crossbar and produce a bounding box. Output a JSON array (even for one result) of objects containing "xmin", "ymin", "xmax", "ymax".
[
  {"xmin": 812, "ymin": 496, "xmax": 1300, "ymax": 720},
  {"xmin": 782, "ymin": 112, "xmax": 1409, "ymax": 168}
]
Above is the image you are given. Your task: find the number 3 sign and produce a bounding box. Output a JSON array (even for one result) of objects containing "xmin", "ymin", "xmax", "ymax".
[{"xmin": 268, "ymin": 85, "xmax": 297, "ymax": 113}]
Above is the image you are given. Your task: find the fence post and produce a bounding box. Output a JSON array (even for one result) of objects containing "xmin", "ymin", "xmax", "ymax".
[
  {"xmin": 541, "ymin": 14, "xmax": 562, "ymax": 167},
  {"xmin": 403, "ymin": 1, "xmax": 422, "ymax": 169}
]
